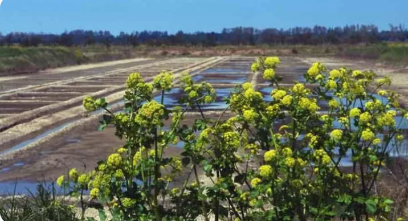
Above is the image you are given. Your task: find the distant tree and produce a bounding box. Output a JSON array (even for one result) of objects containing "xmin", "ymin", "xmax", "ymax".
[
  {"xmin": 2, "ymin": 24, "xmax": 408, "ymax": 48},
  {"xmin": 58, "ymin": 32, "xmax": 74, "ymax": 47},
  {"xmin": 0, "ymin": 33, "xmax": 4, "ymax": 46}
]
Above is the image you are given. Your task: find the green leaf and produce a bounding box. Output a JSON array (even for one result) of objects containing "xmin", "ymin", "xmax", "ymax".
[
  {"xmin": 365, "ymin": 199, "xmax": 377, "ymax": 214},
  {"xmin": 98, "ymin": 209, "xmax": 107, "ymax": 221},
  {"xmin": 181, "ymin": 157, "xmax": 191, "ymax": 166},
  {"xmin": 203, "ymin": 162, "xmax": 212, "ymax": 174},
  {"xmin": 98, "ymin": 122, "xmax": 107, "ymax": 131},
  {"xmin": 112, "ymin": 207, "xmax": 122, "ymax": 221},
  {"xmin": 383, "ymin": 199, "xmax": 394, "ymax": 205},
  {"xmin": 234, "ymin": 174, "xmax": 246, "ymax": 184}
]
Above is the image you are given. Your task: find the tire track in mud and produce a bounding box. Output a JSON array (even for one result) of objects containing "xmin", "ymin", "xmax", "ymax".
[{"xmin": 0, "ymin": 57, "xmax": 226, "ymax": 162}]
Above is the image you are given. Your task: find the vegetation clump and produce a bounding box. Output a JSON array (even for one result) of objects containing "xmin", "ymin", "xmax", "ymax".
[{"xmin": 6, "ymin": 57, "xmax": 408, "ymax": 220}]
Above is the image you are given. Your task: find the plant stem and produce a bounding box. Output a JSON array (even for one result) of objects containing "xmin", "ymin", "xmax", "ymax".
[
  {"xmin": 193, "ymin": 164, "xmax": 209, "ymax": 221},
  {"xmin": 154, "ymin": 128, "xmax": 161, "ymax": 221}
]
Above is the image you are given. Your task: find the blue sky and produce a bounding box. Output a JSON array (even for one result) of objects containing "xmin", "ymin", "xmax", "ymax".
[{"xmin": 0, "ymin": 0, "xmax": 407, "ymax": 35}]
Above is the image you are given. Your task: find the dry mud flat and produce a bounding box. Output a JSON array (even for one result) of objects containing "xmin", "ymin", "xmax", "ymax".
[
  {"xmin": 1, "ymin": 56, "xmax": 408, "ymax": 193},
  {"xmin": 0, "ymin": 57, "xmax": 227, "ymax": 185},
  {"xmin": 0, "ymin": 57, "xmax": 309, "ymax": 186},
  {"xmin": 0, "ymin": 57, "xmax": 219, "ymax": 150}
]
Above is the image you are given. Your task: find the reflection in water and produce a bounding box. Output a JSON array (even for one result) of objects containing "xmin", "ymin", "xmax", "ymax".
[
  {"xmin": 153, "ymin": 88, "xmax": 234, "ymax": 110},
  {"xmin": 0, "ymin": 122, "xmax": 75, "ymax": 156}
]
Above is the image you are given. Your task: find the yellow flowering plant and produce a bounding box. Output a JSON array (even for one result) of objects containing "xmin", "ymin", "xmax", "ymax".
[{"xmin": 58, "ymin": 56, "xmax": 408, "ymax": 221}]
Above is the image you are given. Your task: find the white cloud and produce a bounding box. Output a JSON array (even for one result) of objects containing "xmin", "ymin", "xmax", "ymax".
[{"xmin": 0, "ymin": 0, "xmax": 3, "ymax": 6}]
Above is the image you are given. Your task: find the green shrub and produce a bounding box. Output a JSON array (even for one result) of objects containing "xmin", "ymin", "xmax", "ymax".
[{"xmin": 56, "ymin": 57, "xmax": 407, "ymax": 220}]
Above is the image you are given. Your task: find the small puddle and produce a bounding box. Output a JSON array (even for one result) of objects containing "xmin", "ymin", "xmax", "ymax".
[
  {"xmin": 0, "ymin": 162, "xmax": 24, "ymax": 174},
  {"xmin": 0, "ymin": 121, "xmax": 76, "ymax": 156},
  {"xmin": 0, "ymin": 181, "xmax": 65, "ymax": 196}
]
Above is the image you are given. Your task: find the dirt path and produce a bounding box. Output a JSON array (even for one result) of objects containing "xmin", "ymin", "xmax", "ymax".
[{"xmin": 0, "ymin": 58, "xmax": 155, "ymax": 93}]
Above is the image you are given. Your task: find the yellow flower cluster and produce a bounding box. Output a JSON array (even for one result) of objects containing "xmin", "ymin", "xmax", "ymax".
[
  {"xmin": 307, "ymin": 62, "xmax": 326, "ymax": 78},
  {"xmin": 114, "ymin": 169, "xmax": 124, "ymax": 179},
  {"xmin": 251, "ymin": 62, "xmax": 260, "ymax": 72},
  {"xmin": 349, "ymin": 108, "xmax": 361, "ymax": 117},
  {"xmin": 242, "ymin": 82, "xmax": 252, "ymax": 90},
  {"xmin": 281, "ymin": 95, "xmax": 293, "ymax": 106},
  {"xmin": 378, "ymin": 90, "xmax": 387, "ymax": 96},
  {"xmin": 378, "ymin": 111, "xmax": 396, "ymax": 127},
  {"xmin": 396, "ymin": 134, "xmax": 404, "ymax": 141},
  {"xmin": 122, "ymin": 198, "xmax": 136, "ymax": 208},
  {"xmin": 265, "ymin": 104, "xmax": 280, "ymax": 117},
  {"xmin": 377, "ymin": 77, "xmax": 391, "ymax": 86},
  {"xmin": 264, "ymin": 150, "xmax": 276, "ymax": 162},
  {"xmin": 78, "ymin": 174, "xmax": 90, "ymax": 186},
  {"xmin": 328, "ymin": 99, "xmax": 339, "ymax": 109},
  {"xmin": 352, "ymin": 70, "xmax": 363, "ymax": 78},
  {"xmin": 83, "ymin": 96, "xmax": 96, "ymax": 111},
  {"xmin": 314, "ymin": 149, "xmax": 331, "ymax": 165},
  {"xmin": 361, "ymin": 128, "xmax": 375, "ymax": 141},
  {"xmin": 245, "ymin": 143, "xmax": 260, "ymax": 154},
  {"xmin": 222, "ymin": 131, "xmax": 241, "ymax": 149},
  {"xmin": 115, "ymin": 113, "xmax": 130, "ymax": 124},
  {"xmin": 263, "ymin": 68, "xmax": 275, "ymax": 80},
  {"xmin": 133, "ymin": 148, "xmax": 144, "ymax": 166},
  {"xmin": 69, "ymin": 168, "xmax": 79, "ymax": 181},
  {"xmin": 245, "ymin": 88, "xmax": 263, "ymax": 102},
  {"xmin": 90, "ymin": 188, "xmax": 100, "ymax": 199},
  {"xmin": 126, "ymin": 72, "xmax": 144, "ymax": 89},
  {"xmin": 297, "ymin": 158, "xmax": 307, "ymax": 167},
  {"xmin": 107, "ymin": 153, "xmax": 122, "ymax": 168},
  {"xmin": 135, "ymin": 101, "xmax": 165, "ymax": 126},
  {"xmin": 298, "ymin": 97, "xmax": 320, "ymax": 113},
  {"xmin": 365, "ymin": 100, "xmax": 382, "ymax": 111},
  {"xmin": 271, "ymin": 89, "xmax": 286, "ymax": 100},
  {"xmin": 282, "ymin": 147, "xmax": 292, "ymax": 157},
  {"xmin": 329, "ymin": 69, "xmax": 342, "ymax": 79},
  {"xmin": 326, "ymin": 80, "xmax": 337, "ymax": 90},
  {"xmin": 285, "ymin": 157, "xmax": 296, "ymax": 167},
  {"xmin": 259, "ymin": 165, "xmax": 273, "ymax": 178},
  {"xmin": 57, "ymin": 175, "xmax": 64, "ymax": 186},
  {"xmin": 373, "ymin": 138, "xmax": 381, "ymax": 145},
  {"xmin": 330, "ymin": 129, "xmax": 343, "ymax": 141},
  {"xmin": 306, "ymin": 133, "xmax": 319, "ymax": 148},
  {"xmin": 291, "ymin": 179, "xmax": 303, "ymax": 188},
  {"xmin": 264, "ymin": 56, "xmax": 281, "ymax": 68},
  {"xmin": 251, "ymin": 178, "xmax": 262, "ymax": 187},
  {"xmin": 292, "ymin": 83, "xmax": 307, "ymax": 94},
  {"xmin": 359, "ymin": 112, "xmax": 372, "ymax": 124},
  {"xmin": 153, "ymin": 70, "xmax": 173, "ymax": 91},
  {"xmin": 338, "ymin": 117, "xmax": 349, "ymax": 126},
  {"xmin": 243, "ymin": 109, "xmax": 259, "ymax": 122}
]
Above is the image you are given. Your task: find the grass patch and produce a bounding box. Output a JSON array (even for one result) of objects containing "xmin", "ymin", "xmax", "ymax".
[
  {"xmin": 340, "ymin": 43, "xmax": 408, "ymax": 64},
  {"xmin": 0, "ymin": 182, "xmax": 78, "ymax": 221},
  {"xmin": 0, "ymin": 46, "xmax": 88, "ymax": 75}
]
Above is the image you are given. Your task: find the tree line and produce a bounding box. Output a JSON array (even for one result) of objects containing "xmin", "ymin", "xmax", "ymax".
[{"xmin": 0, "ymin": 24, "xmax": 407, "ymax": 47}]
